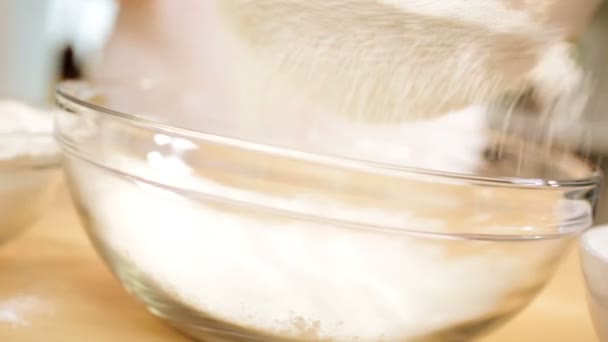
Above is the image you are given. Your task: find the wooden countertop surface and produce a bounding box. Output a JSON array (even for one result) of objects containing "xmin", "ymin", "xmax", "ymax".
[{"xmin": 0, "ymin": 186, "xmax": 598, "ymax": 341}]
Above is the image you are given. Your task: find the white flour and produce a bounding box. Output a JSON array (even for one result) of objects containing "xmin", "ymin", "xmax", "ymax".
[
  {"xmin": 0, "ymin": 100, "xmax": 58, "ymax": 160},
  {"xmin": 70, "ymin": 133, "xmax": 563, "ymax": 340},
  {"xmin": 0, "ymin": 295, "xmax": 46, "ymax": 327}
]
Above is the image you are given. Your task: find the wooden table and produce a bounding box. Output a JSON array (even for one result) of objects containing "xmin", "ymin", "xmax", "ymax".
[{"xmin": 0, "ymin": 185, "xmax": 598, "ymax": 341}]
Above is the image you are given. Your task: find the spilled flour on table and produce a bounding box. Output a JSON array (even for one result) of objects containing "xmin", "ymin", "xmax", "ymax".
[{"xmin": 0, "ymin": 295, "xmax": 45, "ymax": 327}]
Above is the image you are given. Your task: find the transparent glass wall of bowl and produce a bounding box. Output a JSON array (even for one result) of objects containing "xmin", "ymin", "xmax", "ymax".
[
  {"xmin": 55, "ymin": 89, "xmax": 600, "ymax": 238},
  {"xmin": 55, "ymin": 82, "xmax": 600, "ymax": 342}
]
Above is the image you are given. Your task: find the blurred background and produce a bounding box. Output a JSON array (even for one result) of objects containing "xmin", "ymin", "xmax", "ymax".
[{"xmin": 0, "ymin": 0, "xmax": 118, "ymax": 105}]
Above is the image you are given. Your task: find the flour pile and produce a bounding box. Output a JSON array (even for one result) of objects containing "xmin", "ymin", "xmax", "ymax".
[
  {"xmin": 0, "ymin": 100, "xmax": 58, "ymax": 160},
  {"xmin": 68, "ymin": 131, "xmax": 569, "ymax": 340}
]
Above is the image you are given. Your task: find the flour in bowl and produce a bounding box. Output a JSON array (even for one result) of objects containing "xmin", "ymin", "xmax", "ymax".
[
  {"xmin": 68, "ymin": 150, "xmax": 566, "ymax": 341},
  {"xmin": 0, "ymin": 100, "xmax": 58, "ymax": 160}
]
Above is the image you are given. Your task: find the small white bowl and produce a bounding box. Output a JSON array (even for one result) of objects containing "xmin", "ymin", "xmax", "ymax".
[
  {"xmin": 580, "ymin": 225, "xmax": 608, "ymax": 341},
  {"xmin": 0, "ymin": 132, "xmax": 61, "ymax": 243}
]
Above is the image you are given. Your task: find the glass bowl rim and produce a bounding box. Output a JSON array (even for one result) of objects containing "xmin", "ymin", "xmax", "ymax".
[{"xmin": 55, "ymin": 80, "xmax": 602, "ymax": 189}]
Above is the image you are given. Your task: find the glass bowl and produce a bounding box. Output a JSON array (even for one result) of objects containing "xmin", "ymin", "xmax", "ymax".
[
  {"xmin": 55, "ymin": 80, "xmax": 600, "ymax": 342},
  {"xmin": 0, "ymin": 132, "xmax": 61, "ymax": 243},
  {"xmin": 580, "ymin": 225, "xmax": 608, "ymax": 341}
]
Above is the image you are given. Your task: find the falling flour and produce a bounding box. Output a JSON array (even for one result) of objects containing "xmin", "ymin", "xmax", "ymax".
[
  {"xmin": 69, "ymin": 121, "xmax": 569, "ymax": 341},
  {"xmin": 217, "ymin": 0, "xmax": 595, "ymax": 124}
]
